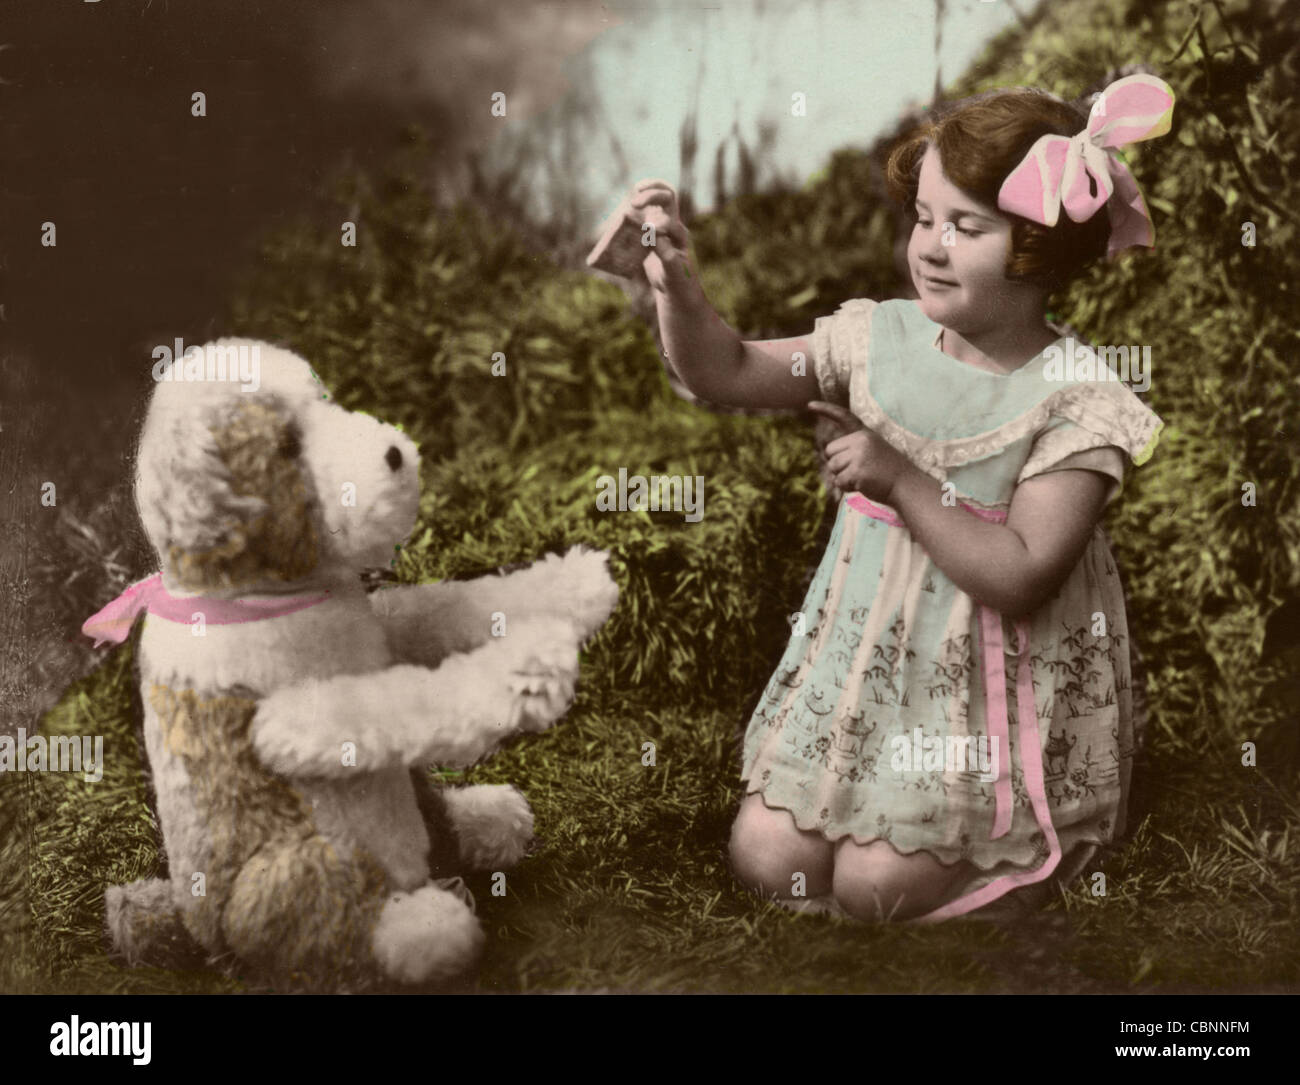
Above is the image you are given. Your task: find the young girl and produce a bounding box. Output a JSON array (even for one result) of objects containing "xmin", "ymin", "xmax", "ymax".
[{"xmin": 627, "ymin": 74, "xmax": 1173, "ymax": 923}]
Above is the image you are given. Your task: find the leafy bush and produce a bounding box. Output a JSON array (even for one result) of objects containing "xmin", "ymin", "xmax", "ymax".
[{"xmin": 230, "ymin": 169, "xmax": 674, "ymax": 463}]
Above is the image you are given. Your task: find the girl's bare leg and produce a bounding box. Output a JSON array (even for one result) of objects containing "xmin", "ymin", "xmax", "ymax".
[
  {"xmin": 729, "ymin": 793, "xmax": 834, "ymax": 899},
  {"xmin": 832, "ymin": 837, "xmax": 977, "ymax": 921}
]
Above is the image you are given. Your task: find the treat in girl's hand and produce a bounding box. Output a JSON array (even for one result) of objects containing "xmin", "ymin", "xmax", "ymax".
[{"xmin": 586, "ymin": 200, "xmax": 651, "ymax": 280}]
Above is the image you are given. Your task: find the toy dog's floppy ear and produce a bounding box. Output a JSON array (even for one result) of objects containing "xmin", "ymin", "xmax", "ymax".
[{"xmin": 135, "ymin": 390, "xmax": 322, "ymax": 592}]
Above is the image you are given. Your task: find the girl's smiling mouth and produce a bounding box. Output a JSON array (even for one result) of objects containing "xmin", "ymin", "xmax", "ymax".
[{"xmin": 918, "ymin": 271, "xmax": 959, "ymax": 289}]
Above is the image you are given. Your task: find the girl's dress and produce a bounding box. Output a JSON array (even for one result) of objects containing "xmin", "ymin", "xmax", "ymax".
[{"xmin": 741, "ymin": 297, "xmax": 1163, "ymax": 921}]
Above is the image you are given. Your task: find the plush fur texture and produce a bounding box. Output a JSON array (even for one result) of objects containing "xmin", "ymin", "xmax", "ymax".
[{"xmin": 104, "ymin": 339, "xmax": 619, "ymax": 991}]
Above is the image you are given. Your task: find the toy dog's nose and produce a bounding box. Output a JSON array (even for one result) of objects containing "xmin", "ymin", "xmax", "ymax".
[{"xmin": 385, "ymin": 445, "xmax": 403, "ymax": 472}]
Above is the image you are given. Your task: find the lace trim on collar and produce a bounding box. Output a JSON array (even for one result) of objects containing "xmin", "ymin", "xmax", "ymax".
[{"xmin": 837, "ymin": 300, "xmax": 1163, "ymax": 481}]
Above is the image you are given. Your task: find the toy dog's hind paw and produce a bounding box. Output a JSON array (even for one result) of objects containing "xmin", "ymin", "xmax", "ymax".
[
  {"xmin": 105, "ymin": 877, "xmax": 208, "ymax": 970},
  {"xmin": 443, "ymin": 784, "xmax": 536, "ymax": 870},
  {"xmin": 371, "ymin": 884, "xmax": 485, "ymax": 985}
]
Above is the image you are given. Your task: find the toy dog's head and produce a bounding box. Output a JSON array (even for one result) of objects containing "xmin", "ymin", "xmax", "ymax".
[{"xmin": 135, "ymin": 339, "xmax": 420, "ymax": 593}]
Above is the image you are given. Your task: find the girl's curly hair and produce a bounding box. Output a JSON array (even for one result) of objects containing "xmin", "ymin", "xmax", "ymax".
[{"xmin": 885, "ymin": 88, "xmax": 1113, "ymax": 292}]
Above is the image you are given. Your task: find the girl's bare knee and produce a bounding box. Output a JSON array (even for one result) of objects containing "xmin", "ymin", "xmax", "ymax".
[
  {"xmin": 729, "ymin": 793, "xmax": 833, "ymax": 898},
  {"xmin": 832, "ymin": 839, "xmax": 970, "ymax": 922}
]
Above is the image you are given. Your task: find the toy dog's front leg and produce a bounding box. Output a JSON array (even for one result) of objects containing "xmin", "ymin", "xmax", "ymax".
[
  {"xmin": 369, "ymin": 544, "xmax": 619, "ymax": 668},
  {"xmin": 251, "ymin": 616, "xmax": 582, "ymax": 777}
]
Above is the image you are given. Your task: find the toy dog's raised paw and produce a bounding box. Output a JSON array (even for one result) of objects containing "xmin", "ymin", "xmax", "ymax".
[
  {"xmin": 371, "ymin": 884, "xmax": 485, "ymax": 985},
  {"xmin": 509, "ymin": 670, "xmax": 577, "ymax": 733},
  {"xmin": 503, "ymin": 617, "xmax": 582, "ymax": 733},
  {"xmin": 550, "ymin": 545, "xmax": 620, "ymax": 641}
]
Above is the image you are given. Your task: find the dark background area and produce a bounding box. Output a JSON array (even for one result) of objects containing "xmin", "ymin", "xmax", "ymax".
[{"xmin": 2, "ymin": 0, "xmax": 588, "ymax": 451}]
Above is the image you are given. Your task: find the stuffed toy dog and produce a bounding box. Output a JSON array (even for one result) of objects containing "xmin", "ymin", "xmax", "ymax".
[{"xmin": 84, "ymin": 338, "xmax": 619, "ymax": 991}]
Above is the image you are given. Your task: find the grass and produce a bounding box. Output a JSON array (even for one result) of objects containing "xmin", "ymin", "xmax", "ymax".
[{"xmin": 9, "ymin": 629, "xmax": 1299, "ymax": 994}]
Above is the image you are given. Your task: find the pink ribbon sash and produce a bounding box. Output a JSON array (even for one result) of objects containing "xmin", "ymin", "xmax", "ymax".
[
  {"xmin": 82, "ymin": 573, "xmax": 331, "ymax": 648},
  {"xmin": 845, "ymin": 492, "xmax": 1062, "ymax": 920}
]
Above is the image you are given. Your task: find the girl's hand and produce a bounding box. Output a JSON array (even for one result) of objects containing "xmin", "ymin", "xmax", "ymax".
[
  {"xmin": 626, "ymin": 179, "xmax": 695, "ymax": 296},
  {"xmin": 806, "ymin": 400, "xmax": 910, "ymax": 504}
]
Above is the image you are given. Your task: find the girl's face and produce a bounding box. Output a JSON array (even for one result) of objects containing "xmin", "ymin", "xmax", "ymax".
[{"xmin": 907, "ymin": 145, "xmax": 1031, "ymax": 334}]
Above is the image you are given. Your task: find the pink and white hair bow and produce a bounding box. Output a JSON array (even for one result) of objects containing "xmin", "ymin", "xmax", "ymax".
[{"xmin": 997, "ymin": 74, "xmax": 1175, "ymax": 257}]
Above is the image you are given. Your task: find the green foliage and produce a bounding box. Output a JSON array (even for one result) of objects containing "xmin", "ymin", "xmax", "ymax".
[
  {"xmin": 399, "ymin": 402, "xmax": 826, "ymax": 713},
  {"xmin": 690, "ymin": 156, "xmax": 904, "ymax": 336},
  {"xmin": 230, "ymin": 168, "xmax": 674, "ymax": 463}
]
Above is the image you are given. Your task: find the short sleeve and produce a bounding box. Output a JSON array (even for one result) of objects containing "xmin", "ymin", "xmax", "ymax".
[
  {"xmin": 811, "ymin": 298, "xmax": 876, "ymax": 405},
  {"xmin": 1018, "ymin": 378, "xmax": 1164, "ymax": 508},
  {"xmin": 1026, "ymin": 432, "xmax": 1126, "ymax": 506}
]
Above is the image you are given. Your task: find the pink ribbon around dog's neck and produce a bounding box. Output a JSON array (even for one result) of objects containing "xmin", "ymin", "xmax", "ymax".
[{"xmin": 81, "ymin": 573, "xmax": 331, "ymax": 647}]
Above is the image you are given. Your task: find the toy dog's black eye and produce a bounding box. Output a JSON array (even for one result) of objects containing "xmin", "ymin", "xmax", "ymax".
[{"xmin": 279, "ymin": 428, "xmax": 301, "ymax": 459}]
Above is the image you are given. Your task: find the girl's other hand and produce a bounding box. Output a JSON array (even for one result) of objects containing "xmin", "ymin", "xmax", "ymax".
[
  {"xmin": 627, "ymin": 179, "xmax": 694, "ymax": 296},
  {"xmin": 806, "ymin": 401, "xmax": 910, "ymax": 505}
]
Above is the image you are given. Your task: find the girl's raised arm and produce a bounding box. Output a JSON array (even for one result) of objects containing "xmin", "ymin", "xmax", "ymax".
[
  {"xmin": 733, "ymin": 335, "xmax": 824, "ymax": 410},
  {"xmin": 629, "ymin": 179, "xmax": 823, "ymax": 411},
  {"xmin": 656, "ymin": 274, "xmax": 822, "ymax": 408},
  {"xmin": 655, "ymin": 276, "xmax": 822, "ymax": 410}
]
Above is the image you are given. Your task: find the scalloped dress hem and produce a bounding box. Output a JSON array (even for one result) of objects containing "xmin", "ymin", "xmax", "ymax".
[{"xmin": 739, "ymin": 784, "xmax": 1106, "ymax": 920}]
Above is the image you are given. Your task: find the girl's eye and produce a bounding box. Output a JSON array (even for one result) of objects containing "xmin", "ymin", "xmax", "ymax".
[{"xmin": 959, "ymin": 228, "xmax": 981, "ymax": 237}]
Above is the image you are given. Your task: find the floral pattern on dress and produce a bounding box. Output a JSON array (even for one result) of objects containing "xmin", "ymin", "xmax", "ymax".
[{"xmin": 741, "ymin": 297, "xmax": 1159, "ymax": 885}]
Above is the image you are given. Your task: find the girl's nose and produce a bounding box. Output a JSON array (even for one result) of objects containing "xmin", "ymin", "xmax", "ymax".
[{"xmin": 921, "ymin": 228, "xmax": 950, "ymax": 263}]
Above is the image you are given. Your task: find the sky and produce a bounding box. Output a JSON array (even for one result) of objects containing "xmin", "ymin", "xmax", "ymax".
[{"xmin": 473, "ymin": 0, "xmax": 1024, "ymax": 226}]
